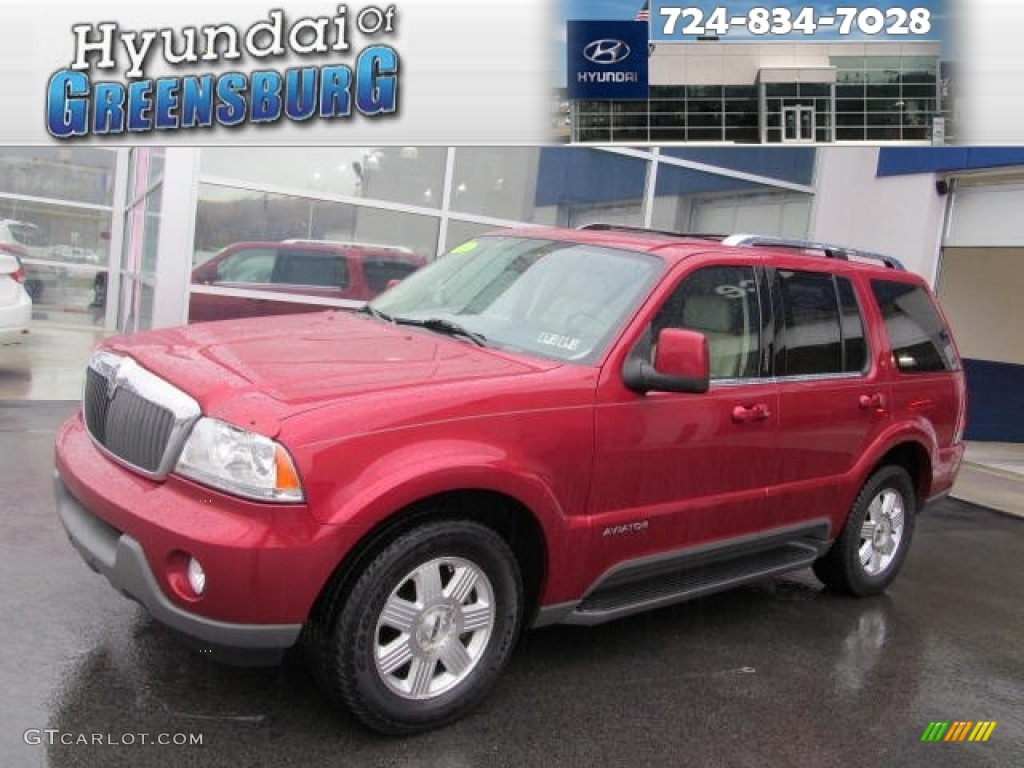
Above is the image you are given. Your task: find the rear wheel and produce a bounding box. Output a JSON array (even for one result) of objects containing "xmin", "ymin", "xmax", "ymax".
[
  {"xmin": 813, "ymin": 466, "xmax": 916, "ymax": 596},
  {"xmin": 309, "ymin": 520, "xmax": 523, "ymax": 734}
]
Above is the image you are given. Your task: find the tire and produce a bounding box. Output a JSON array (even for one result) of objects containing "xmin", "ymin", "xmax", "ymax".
[
  {"xmin": 813, "ymin": 466, "xmax": 916, "ymax": 597},
  {"xmin": 310, "ymin": 520, "xmax": 523, "ymax": 734}
]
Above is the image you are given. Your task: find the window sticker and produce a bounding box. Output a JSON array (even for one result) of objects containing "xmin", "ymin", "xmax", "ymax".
[
  {"xmin": 537, "ymin": 332, "xmax": 582, "ymax": 352},
  {"xmin": 450, "ymin": 241, "xmax": 478, "ymax": 255}
]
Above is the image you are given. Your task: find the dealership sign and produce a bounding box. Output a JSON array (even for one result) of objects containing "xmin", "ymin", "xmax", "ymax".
[
  {"xmin": 45, "ymin": 6, "xmax": 402, "ymax": 138},
  {"xmin": 567, "ymin": 21, "xmax": 649, "ymax": 100},
  {"xmin": 648, "ymin": 1, "xmax": 945, "ymax": 43}
]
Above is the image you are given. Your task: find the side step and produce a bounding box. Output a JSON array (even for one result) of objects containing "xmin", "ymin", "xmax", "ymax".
[{"xmin": 563, "ymin": 531, "xmax": 828, "ymax": 626}]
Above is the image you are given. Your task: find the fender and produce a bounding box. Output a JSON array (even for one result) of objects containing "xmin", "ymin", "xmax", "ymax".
[
  {"xmin": 308, "ymin": 437, "xmax": 573, "ymax": 551},
  {"xmin": 841, "ymin": 418, "xmax": 939, "ymax": 510}
]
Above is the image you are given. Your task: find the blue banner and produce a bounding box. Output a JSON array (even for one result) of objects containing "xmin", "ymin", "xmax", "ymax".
[{"xmin": 567, "ymin": 20, "xmax": 649, "ymax": 100}]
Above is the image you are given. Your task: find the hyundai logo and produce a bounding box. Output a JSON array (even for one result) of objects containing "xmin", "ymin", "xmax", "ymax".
[{"xmin": 583, "ymin": 39, "xmax": 631, "ymax": 65}]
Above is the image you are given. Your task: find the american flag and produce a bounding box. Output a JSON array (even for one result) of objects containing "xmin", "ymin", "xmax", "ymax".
[{"xmin": 635, "ymin": 1, "xmax": 649, "ymax": 22}]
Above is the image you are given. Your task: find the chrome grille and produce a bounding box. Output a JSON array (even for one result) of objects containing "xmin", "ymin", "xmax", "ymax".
[
  {"xmin": 83, "ymin": 352, "xmax": 201, "ymax": 478},
  {"xmin": 83, "ymin": 367, "xmax": 111, "ymax": 443}
]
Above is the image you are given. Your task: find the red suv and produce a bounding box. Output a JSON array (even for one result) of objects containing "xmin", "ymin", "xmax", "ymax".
[
  {"xmin": 55, "ymin": 226, "xmax": 966, "ymax": 734},
  {"xmin": 189, "ymin": 240, "xmax": 426, "ymax": 322}
]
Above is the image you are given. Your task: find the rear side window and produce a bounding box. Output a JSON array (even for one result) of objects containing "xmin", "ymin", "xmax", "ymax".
[
  {"xmin": 837, "ymin": 277, "xmax": 868, "ymax": 372},
  {"xmin": 774, "ymin": 271, "xmax": 867, "ymax": 376},
  {"xmin": 871, "ymin": 280, "xmax": 958, "ymax": 373},
  {"xmin": 274, "ymin": 249, "xmax": 349, "ymax": 288},
  {"xmin": 363, "ymin": 259, "xmax": 419, "ymax": 292}
]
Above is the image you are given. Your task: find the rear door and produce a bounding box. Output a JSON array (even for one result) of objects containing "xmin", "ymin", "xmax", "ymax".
[
  {"xmin": 768, "ymin": 264, "xmax": 891, "ymax": 530},
  {"xmin": 869, "ymin": 278, "xmax": 966, "ymax": 497}
]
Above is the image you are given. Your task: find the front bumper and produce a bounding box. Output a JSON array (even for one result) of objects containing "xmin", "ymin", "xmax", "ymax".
[
  {"xmin": 53, "ymin": 412, "xmax": 359, "ymax": 651},
  {"xmin": 55, "ymin": 473, "xmax": 302, "ymax": 650}
]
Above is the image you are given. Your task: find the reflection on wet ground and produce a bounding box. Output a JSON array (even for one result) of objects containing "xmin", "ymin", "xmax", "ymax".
[{"xmin": 3, "ymin": 403, "xmax": 1022, "ymax": 767}]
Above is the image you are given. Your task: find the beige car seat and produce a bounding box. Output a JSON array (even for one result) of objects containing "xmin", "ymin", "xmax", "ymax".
[{"xmin": 682, "ymin": 294, "xmax": 745, "ymax": 378}]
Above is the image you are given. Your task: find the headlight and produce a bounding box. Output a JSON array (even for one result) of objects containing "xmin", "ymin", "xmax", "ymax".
[{"xmin": 175, "ymin": 418, "xmax": 304, "ymax": 503}]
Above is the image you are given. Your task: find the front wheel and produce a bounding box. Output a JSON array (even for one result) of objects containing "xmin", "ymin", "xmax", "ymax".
[
  {"xmin": 311, "ymin": 520, "xmax": 523, "ymax": 734},
  {"xmin": 813, "ymin": 466, "xmax": 916, "ymax": 596}
]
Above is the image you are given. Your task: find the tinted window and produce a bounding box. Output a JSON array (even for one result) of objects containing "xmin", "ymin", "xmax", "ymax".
[
  {"xmin": 838, "ymin": 277, "xmax": 868, "ymax": 372},
  {"xmin": 775, "ymin": 270, "xmax": 843, "ymax": 375},
  {"xmin": 363, "ymin": 259, "xmax": 419, "ymax": 292},
  {"xmin": 871, "ymin": 280, "xmax": 958, "ymax": 373},
  {"xmin": 275, "ymin": 249, "xmax": 348, "ymax": 288},
  {"xmin": 652, "ymin": 265, "xmax": 761, "ymax": 380}
]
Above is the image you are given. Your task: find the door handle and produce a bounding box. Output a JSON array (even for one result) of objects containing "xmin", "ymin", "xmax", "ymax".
[
  {"xmin": 732, "ymin": 403, "xmax": 771, "ymax": 424},
  {"xmin": 859, "ymin": 393, "xmax": 886, "ymax": 410}
]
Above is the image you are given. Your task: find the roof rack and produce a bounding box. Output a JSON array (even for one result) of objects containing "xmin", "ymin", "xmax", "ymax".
[
  {"xmin": 721, "ymin": 234, "xmax": 905, "ymax": 270},
  {"xmin": 576, "ymin": 225, "xmax": 906, "ymax": 270},
  {"xmin": 576, "ymin": 224, "xmax": 725, "ymax": 241},
  {"xmin": 281, "ymin": 239, "xmax": 414, "ymax": 254}
]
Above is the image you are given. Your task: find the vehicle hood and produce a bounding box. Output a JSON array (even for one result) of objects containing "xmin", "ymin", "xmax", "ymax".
[{"xmin": 105, "ymin": 311, "xmax": 560, "ymax": 436}]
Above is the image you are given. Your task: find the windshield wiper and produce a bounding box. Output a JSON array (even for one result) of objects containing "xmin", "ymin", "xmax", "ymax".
[
  {"xmin": 359, "ymin": 304, "xmax": 394, "ymax": 323},
  {"xmin": 393, "ymin": 317, "xmax": 487, "ymax": 347}
]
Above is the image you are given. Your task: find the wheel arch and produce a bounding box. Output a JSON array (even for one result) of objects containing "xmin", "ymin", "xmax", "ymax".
[
  {"xmin": 868, "ymin": 440, "xmax": 933, "ymax": 507},
  {"xmin": 307, "ymin": 488, "xmax": 550, "ymax": 636}
]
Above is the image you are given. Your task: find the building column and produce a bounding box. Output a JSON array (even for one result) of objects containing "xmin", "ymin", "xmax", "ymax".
[{"xmin": 151, "ymin": 148, "xmax": 201, "ymax": 329}]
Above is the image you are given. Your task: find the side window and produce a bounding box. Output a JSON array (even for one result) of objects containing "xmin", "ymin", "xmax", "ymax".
[
  {"xmin": 651, "ymin": 265, "xmax": 761, "ymax": 380},
  {"xmin": 837, "ymin": 277, "xmax": 868, "ymax": 372},
  {"xmin": 775, "ymin": 270, "xmax": 843, "ymax": 376},
  {"xmin": 274, "ymin": 249, "xmax": 349, "ymax": 288},
  {"xmin": 870, "ymin": 280, "xmax": 958, "ymax": 373},
  {"xmin": 215, "ymin": 249, "xmax": 276, "ymax": 283}
]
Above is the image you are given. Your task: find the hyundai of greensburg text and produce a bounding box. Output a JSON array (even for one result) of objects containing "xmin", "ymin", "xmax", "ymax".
[{"xmin": 55, "ymin": 227, "xmax": 966, "ymax": 734}]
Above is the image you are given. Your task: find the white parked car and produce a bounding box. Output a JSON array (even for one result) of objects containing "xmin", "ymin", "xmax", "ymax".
[{"xmin": 0, "ymin": 251, "xmax": 32, "ymax": 344}]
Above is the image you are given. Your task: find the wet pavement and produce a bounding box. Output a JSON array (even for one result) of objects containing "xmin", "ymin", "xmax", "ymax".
[{"xmin": 2, "ymin": 402, "xmax": 1022, "ymax": 768}]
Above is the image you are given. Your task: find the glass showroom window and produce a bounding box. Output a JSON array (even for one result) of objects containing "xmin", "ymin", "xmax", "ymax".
[
  {"xmin": 0, "ymin": 148, "xmax": 118, "ymax": 331},
  {"xmin": 452, "ymin": 148, "xmax": 647, "ymax": 229},
  {"xmin": 194, "ymin": 185, "xmax": 440, "ymax": 265},
  {"xmin": 116, "ymin": 149, "xmax": 164, "ymax": 334},
  {"xmin": 200, "ymin": 146, "xmax": 447, "ymax": 209},
  {"xmin": 0, "ymin": 198, "xmax": 113, "ymax": 327},
  {"xmin": 189, "ymin": 183, "xmax": 440, "ymax": 321},
  {"xmin": 652, "ymin": 162, "xmax": 812, "ymax": 238},
  {"xmin": 0, "ymin": 147, "xmax": 115, "ymax": 207}
]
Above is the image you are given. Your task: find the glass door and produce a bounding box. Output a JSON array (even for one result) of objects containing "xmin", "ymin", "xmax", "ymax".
[{"xmin": 783, "ymin": 106, "xmax": 815, "ymax": 143}]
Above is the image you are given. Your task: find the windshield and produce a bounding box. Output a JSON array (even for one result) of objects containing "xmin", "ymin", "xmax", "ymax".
[{"xmin": 369, "ymin": 236, "xmax": 663, "ymax": 363}]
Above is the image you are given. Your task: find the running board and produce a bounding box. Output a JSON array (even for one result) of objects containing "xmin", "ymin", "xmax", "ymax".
[{"xmin": 559, "ymin": 527, "xmax": 829, "ymax": 626}]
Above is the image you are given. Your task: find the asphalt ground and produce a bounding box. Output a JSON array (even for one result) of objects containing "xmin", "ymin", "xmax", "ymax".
[{"xmin": 2, "ymin": 401, "xmax": 1021, "ymax": 768}]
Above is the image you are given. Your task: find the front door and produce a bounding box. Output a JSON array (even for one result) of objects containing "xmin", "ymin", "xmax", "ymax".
[
  {"xmin": 783, "ymin": 105, "xmax": 815, "ymax": 143},
  {"xmin": 589, "ymin": 262, "xmax": 778, "ymax": 566}
]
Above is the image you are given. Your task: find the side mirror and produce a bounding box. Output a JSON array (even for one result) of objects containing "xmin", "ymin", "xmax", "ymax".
[
  {"xmin": 385, "ymin": 278, "xmax": 403, "ymax": 290},
  {"xmin": 623, "ymin": 328, "xmax": 710, "ymax": 394}
]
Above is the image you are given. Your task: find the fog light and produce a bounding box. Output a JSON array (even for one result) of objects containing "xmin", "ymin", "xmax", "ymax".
[{"xmin": 187, "ymin": 557, "xmax": 206, "ymax": 596}]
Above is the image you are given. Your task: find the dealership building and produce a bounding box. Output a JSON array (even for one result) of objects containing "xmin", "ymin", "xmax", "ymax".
[
  {"xmin": 2, "ymin": 144, "xmax": 1019, "ymax": 440},
  {"xmin": 571, "ymin": 40, "xmax": 944, "ymax": 144}
]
